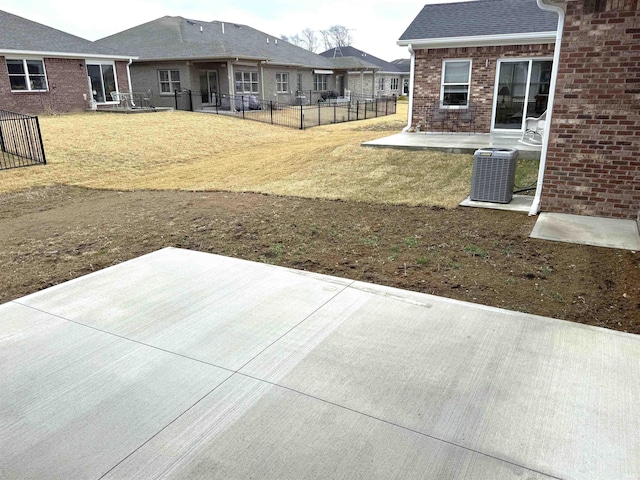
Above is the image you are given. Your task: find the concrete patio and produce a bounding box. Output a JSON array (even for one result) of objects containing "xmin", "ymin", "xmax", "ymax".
[
  {"xmin": 1, "ymin": 248, "xmax": 638, "ymax": 479},
  {"xmin": 362, "ymin": 132, "xmax": 542, "ymax": 159}
]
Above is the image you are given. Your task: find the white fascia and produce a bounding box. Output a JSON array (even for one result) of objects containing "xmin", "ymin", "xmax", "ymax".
[
  {"xmin": 397, "ymin": 31, "xmax": 556, "ymax": 49},
  {"xmin": 0, "ymin": 49, "xmax": 136, "ymax": 61}
]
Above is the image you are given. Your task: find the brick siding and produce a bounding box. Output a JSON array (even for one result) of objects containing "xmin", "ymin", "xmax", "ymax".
[
  {"xmin": 0, "ymin": 57, "xmax": 130, "ymax": 115},
  {"xmin": 411, "ymin": 44, "xmax": 555, "ymax": 132},
  {"xmin": 541, "ymin": 0, "xmax": 640, "ymax": 219}
]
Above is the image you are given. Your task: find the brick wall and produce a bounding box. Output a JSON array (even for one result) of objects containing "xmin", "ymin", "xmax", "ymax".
[
  {"xmin": 0, "ymin": 57, "xmax": 130, "ymax": 115},
  {"xmin": 411, "ymin": 44, "xmax": 555, "ymax": 132},
  {"xmin": 541, "ymin": 0, "xmax": 640, "ymax": 219}
]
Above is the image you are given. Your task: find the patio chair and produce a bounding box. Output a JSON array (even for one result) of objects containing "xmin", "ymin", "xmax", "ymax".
[
  {"xmin": 455, "ymin": 103, "xmax": 476, "ymax": 134},
  {"xmin": 428, "ymin": 103, "xmax": 447, "ymax": 133},
  {"xmin": 520, "ymin": 110, "xmax": 546, "ymax": 146}
]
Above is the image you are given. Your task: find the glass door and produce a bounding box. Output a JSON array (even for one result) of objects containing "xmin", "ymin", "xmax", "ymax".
[
  {"xmin": 87, "ymin": 63, "xmax": 116, "ymax": 103},
  {"xmin": 199, "ymin": 71, "xmax": 219, "ymax": 105},
  {"xmin": 492, "ymin": 60, "xmax": 552, "ymax": 131}
]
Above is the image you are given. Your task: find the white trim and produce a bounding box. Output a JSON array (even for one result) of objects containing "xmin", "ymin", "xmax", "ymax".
[
  {"xmin": 86, "ymin": 60, "xmax": 120, "ymax": 104},
  {"xmin": 440, "ymin": 59, "xmax": 472, "ymax": 108},
  {"xmin": 530, "ymin": 0, "xmax": 566, "ymax": 216},
  {"xmin": 157, "ymin": 68, "xmax": 181, "ymax": 96},
  {"xmin": 397, "ymin": 31, "xmax": 557, "ymax": 49},
  {"xmin": 0, "ymin": 48, "xmax": 134, "ymax": 61},
  {"xmin": 313, "ymin": 69, "xmax": 334, "ymax": 74}
]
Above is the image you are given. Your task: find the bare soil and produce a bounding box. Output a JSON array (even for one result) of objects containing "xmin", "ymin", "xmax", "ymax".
[{"xmin": 1, "ymin": 185, "xmax": 638, "ymax": 334}]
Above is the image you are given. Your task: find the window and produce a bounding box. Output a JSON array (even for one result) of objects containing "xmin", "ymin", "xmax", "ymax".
[
  {"xmin": 313, "ymin": 74, "xmax": 327, "ymax": 91},
  {"xmin": 377, "ymin": 77, "xmax": 385, "ymax": 91},
  {"xmin": 235, "ymin": 71, "xmax": 259, "ymax": 93},
  {"xmin": 6, "ymin": 59, "xmax": 47, "ymax": 91},
  {"xmin": 158, "ymin": 70, "xmax": 181, "ymax": 95},
  {"xmin": 390, "ymin": 78, "xmax": 399, "ymax": 91},
  {"xmin": 441, "ymin": 60, "xmax": 471, "ymax": 107},
  {"xmin": 88, "ymin": 63, "xmax": 117, "ymax": 103},
  {"xmin": 276, "ymin": 73, "xmax": 289, "ymax": 93}
]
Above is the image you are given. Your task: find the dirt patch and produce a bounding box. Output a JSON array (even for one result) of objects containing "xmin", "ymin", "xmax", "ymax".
[{"xmin": 1, "ymin": 185, "xmax": 638, "ymax": 334}]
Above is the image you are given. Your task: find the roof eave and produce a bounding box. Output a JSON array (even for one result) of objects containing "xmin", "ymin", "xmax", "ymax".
[
  {"xmin": 397, "ymin": 31, "xmax": 557, "ymax": 49},
  {"xmin": 0, "ymin": 48, "xmax": 136, "ymax": 61}
]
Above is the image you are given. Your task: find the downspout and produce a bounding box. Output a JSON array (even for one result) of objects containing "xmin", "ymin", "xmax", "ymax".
[
  {"xmin": 402, "ymin": 43, "xmax": 415, "ymax": 132},
  {"xmin": 126, "ymin": 58, "xmax": 135, "ymax": 106},
  {"xmin": 529, "ymin": 0, "xmax": 566, "ymax": 216}
]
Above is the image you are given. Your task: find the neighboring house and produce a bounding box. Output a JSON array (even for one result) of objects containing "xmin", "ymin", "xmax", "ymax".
[
  {"xmin": 399, "ymin": 0, "xmax": 639, "ymax": 221},
  {"xmin": 0, "ymin": 10, "xmax": 134, "ymax": 115},
  {"xmin": 96, "ymin": 17, "xmax": 377, "ymax": 110},
  {"xmin": 319, "ymin": 46, "xmax": 410, "ymax": 98}
]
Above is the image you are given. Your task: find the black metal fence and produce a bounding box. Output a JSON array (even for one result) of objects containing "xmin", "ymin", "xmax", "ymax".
[
  {"xmin": 0, "ymin": 110, "xmax": 46, "ymax": 170},
  {"xmin": 201, "ymin": 93, "xmax": 397, "ymax": 130}
]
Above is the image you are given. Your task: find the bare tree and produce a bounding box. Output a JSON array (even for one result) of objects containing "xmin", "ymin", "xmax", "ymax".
[
  {"xmin": 320, "ymin": 25, "xmax": 353, "ymax": 50},
  {"xmin": 282, "ymin": 29, "xmax": 319, "ymax": 52}
]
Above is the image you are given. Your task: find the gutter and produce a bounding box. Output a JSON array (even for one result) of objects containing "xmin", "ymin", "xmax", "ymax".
[
  {"xmin": 396, "ymin": 31, "xmax": 556, "ymax": 49},
  {"xmin": 126, "ymin": 58, "xmax": 135, "ymax": 106},
  {"xmin": 402, "ymin": 43, "xmax": 415, "ymax": 133},
  {"xmin": 530, "ymin": 0, "xmax": 566, "ymax": 216}
]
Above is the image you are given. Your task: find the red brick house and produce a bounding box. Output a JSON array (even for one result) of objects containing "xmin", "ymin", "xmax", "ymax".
[
  {"xmin": 399, "ymin": 0, "xmax": 639, "ymax": 221},
  {"xmin": 0, "ymin": 10, "xmax": 134, "ymax": 115}
]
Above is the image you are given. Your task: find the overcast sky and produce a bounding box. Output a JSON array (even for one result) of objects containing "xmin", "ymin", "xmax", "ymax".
[{"xmin": 2, "ymin": 0, "xmax": 465, "ymax": 61}]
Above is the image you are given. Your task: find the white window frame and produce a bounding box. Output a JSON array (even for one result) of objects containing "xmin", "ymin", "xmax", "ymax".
[
  {"xmin": 87, "ymin": 61, "xmax": 119, "ymax": 104},
  {"xmin": 377, "ymin": 77, "xmax": 385, "ymax": 91},
  {"xmin": 158, "ymin": 69, "xmax": 181, "ymax": 95},
  {"xmin": 6, "ymin": 58, "xmax": 48, "ymax": 92},
  {"xmin": 440, "ymin": 59, "xmax": 472, "ymax": 108},
  {"xmin": 390, "ymin": 77, "xmax": 399, "ymax": 91},
  {"xmin": 313, "ymin": 74, "xmax": 327, "ymax": 92},
  {"xmin": 276, "ymin": 72, "xmax": 289, "ymax": 93},
  {"xmin": 235, "ymin": 71, "xmax": 259, "ymax": 94}
]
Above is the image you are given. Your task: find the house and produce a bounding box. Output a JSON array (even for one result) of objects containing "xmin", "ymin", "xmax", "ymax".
[
  {"xmin": 0, "ymin": 10, "xmax": 134, "ymax": 115},
  {"xmin": 96, "ymin": 17, "xmax": 378, "ymax": 110},
  {"xmin": 319, "ymin": 46, "xmax": 411, "ymax": 98},
  {"xmin": 398, "ymin": 0, "xmax": 639, "ymax": 221}
]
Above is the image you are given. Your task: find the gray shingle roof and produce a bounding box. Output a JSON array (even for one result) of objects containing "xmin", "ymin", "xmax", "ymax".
[
  {"xmin": 399, "ymin": 0, "xmax": 558, "ymax": 42},
  {"xmin": 0, "ymin": 9, "xmax": 129, "ymax": 57},
  {"xmin": 320, "ymin": 46, "xmax": 409, "ymax": 73},
  {"xmin": 97, "ymin": 17, "xmax": 338, "ymax": 69}
]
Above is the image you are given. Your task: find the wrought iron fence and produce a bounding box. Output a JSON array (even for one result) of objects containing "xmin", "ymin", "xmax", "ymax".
[
  {"xmin": 0, "ymin": 110, "xmax": 46, "ymax": 170},
  {"xmin": 201, "ymin": 93, "xmax": 397, "ymax": 130}
]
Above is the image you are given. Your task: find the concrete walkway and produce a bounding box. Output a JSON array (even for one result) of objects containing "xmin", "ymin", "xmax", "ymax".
[
  {"xmin": 362, "ymin": 132, "xmax": 542, "ymax": 159},
  {"xmin": 1, "ymin": 248, "xmax": 638, "ymax": 479}
]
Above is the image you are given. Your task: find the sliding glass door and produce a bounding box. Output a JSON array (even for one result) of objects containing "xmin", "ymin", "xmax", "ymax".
[
  {"xmin": 87, "ymin": 63, "xmax": 117, "ymax": 103},
  {"xmin": 492, "ymin": 59, "xmax": 552, "ymax": 131}
]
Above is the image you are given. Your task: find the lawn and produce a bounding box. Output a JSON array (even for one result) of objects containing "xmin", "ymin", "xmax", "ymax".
[{"xmin": 0, "ymin": 103, "xmax": 539, "ymax": 207}]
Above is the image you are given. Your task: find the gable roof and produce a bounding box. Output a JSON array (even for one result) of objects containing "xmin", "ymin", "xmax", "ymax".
[
  {"xmin": 320, "ymin": 46, "xmax": 410, "ymax": 74},
  {"xmin": 0, "ymin": 9, "xmax": 131, "ymax": 59},
  {"xmin": 398, "ymin": 0, "xmax": 558, "ymax": 47},
  {"xmin": 97, "ymin": 16, "xmax": 338, "ymax": 69}
]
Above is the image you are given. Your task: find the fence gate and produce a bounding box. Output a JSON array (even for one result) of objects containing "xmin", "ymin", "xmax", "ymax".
[
  {"xmin": 174, "ymin": 89, "xmax": 193, "ymax": 111},
  {"xmin": 0, "ymin": 110, "xmax": 46, "ymax": 170}
]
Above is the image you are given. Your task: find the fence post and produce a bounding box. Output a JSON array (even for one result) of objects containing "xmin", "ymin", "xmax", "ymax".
[
  {"xmin": 0, "ymin": 119, "xmax": 5, "ymax": 153},
  {"xmin": 356, "ymin": 101, "xmax": 359, "ymax": 120},
  {"xmin": 270, "ymin": 101, "xmax": 273, "ymax": 124},
  {"xmin": 317, "ymin": 102, "xmax": 321, "ymax": 126},
  {"xmin": 300, "ymin": 104, "xmax": 303, "ymax": 129},
  {"xmin": 174, "ymin": 90, "xmax": 178, "ymax": 110},
  {"xmin": 385, "ymin": 99, "xmax": 388, "ymax": 116},
  {"xmin": 333, "ymin": 103, "xmax": 336, "ymax": 123},
  {"xmin": 188, "ymin": 90, "xmax": 193, "ymax": 112},
  {"xmin": 242, "ymin": 96, "xmax": 245, "ymax": 118},
  {"xmin": 364, "ymin": 101, "xmax": 367, "ymax": 119},
  {"xmin": 35, "ymin": 116, "xmax": 46, "ymax": 164}
]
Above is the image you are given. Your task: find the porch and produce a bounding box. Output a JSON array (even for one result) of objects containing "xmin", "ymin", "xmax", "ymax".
[{"xmin": 362, "ymin": 132, "xmax": 542, "ymax": 160}]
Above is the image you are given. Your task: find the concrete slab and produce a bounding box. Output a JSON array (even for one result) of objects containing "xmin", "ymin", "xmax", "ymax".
[
  {"xmin": 17, "ymin": 248, "xmax": 352, "ymax": 370},
  {"xmin": 103, "ymin": 374, "xmax": 556, "ymax": 480},
  {"xmin": 2, "ymin": 248, "xmax": 639, "ymax": 479},
  {"xmin": 362, "ymin": 132, "xmax": 542, "ymax": 160},
  {"xmin": 531, "ymin": 212, "xmax": 640, "ymax": 251},
  {"xmin": 460, "ymin": 194, "xmax": 534, "ymax": 213},
  {"xmin": 242, "ymin": 282, "xmax": 640, "ymax": 480},
  {"xmin": 0, "ymin": 301, "xmax": 231, "ymax": 479}
]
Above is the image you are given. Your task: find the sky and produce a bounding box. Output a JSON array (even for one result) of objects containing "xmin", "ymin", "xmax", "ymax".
[{"xmin": 1, "ymin": 0, "xmax": 466, "ymax": 61}]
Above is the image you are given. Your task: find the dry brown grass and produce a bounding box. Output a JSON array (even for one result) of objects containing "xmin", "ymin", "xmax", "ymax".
[{"xmin": 0, "ymin": 103, "xmax": 481, "ymax": 207}]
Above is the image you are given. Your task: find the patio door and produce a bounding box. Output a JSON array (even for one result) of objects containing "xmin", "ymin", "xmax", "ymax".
[
  {"xmin": 200, "ymin": 70, "xmax": 219, "ymax": 105},
  {"xmin": 492, "ymin": 59, "xmax": 552, "ymax": 131}
]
